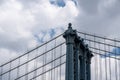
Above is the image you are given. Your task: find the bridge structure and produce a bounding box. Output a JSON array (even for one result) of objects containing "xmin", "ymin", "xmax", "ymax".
[{"xmin": 0, "ymin": 23, "xmax": 120, "ymax": 80}]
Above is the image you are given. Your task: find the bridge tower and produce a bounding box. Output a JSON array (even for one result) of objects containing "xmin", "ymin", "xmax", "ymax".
[{"xmin": 63, "ymin": 23, "xmax": 93, "ymax": 80}]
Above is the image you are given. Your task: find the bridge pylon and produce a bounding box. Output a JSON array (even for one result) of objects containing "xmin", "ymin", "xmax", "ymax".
[{"xmin": 63, "ymin": 23, "xmax": 93, "ymax": 80}]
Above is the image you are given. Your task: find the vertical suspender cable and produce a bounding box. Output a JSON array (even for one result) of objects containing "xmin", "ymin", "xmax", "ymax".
[
  {"xmin": 51, "ymin": 49, "xmax": 53, "ymax": 80},
  {"xmin": 99, "ymin": 42, "xmax": 102, "ymax": 80},
  {"xmin": 60, "ymin": 45, "xmax": 62, "ymax": 80},
  {"xmin": 44, "ymin": 44, "xmax": 47, "ymax": 80},
  {"xmin": 114, "ymin": 39, "xmax": 118, "ymax": 80},
  {"xmin": 8, "ymin": 60, "xmax": 11, "ymax": 80},
  {"xmin": 54, "ymin": 39, "xmax": 56, "ymax": 80},
  {"xmin": 104, "ymin": 38, "xmax": 107, "ymax": 80},
  {"xmin": 25, "ymin": 50, "xmax": 29, "ymax": 80},
  {"xmin": 108, "ymin": 44, "xmax": 111, "ymax": 80},
  {"xmin": 17, "ymin": 57, "xmax": 20, "ymax": 79},
  {"xmin": 94, "ymin": 35, "xmax": 96, "ymax": 80},
  {"xmin": 33, "ymin": 47, "xmax": 38, "ymax": 80}
]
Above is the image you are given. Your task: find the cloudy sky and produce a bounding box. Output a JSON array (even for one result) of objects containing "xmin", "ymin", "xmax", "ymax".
[
  {"xmin": 0, "ymin": 0, "xmax": 120, "ymax": 80},
  {"xmin": 0, "ymin": 0, "xmax": 120, "ymax": 63}
]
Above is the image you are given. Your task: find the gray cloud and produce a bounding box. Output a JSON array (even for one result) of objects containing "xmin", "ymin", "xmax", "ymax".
[
  {"xmin": 73, "ymin": 0, "xmax": 120, "ymax": 38},
  {"xmin": 77, "ymin": 0, "xmax": 100, "ymax": 14},
  {"xmin": 0, "ymin": 0, "xmax": 3, "ymax": 4}
]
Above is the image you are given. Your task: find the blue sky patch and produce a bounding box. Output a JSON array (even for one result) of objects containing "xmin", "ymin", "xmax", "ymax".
[
  {"xmin": 49, "ymin": 0, "xmax": 66, "ymax": 7},
  {"xmin": 34, "ymin": 31, "xmax": 46, "ymax": 43},
  {"xmin": 49, "ymin": 28, "xmax": 56, "ymax": 38},
  {"xmin": 100, "ymin": 47, "xmax": 120, "ymax": 58},
  {"xmin": 49, "ymin": 0, "xmax": 77, "ymax": 7},
  {"xmin": 34, "ymin": 28, "xmax": 56, "ymax": 43}
]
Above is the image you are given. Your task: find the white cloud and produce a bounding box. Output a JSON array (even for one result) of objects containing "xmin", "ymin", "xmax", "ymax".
[
  {"xmin": 0, "ymin": 0, "xmax": 78, "ymax": 53},
  {"xmin": 0, "ymin": 2, "xmax": 78, "ymax": 79},
  {"xmin": 29, "ymin": 0, "xmax": 79, "ymax": 30}
]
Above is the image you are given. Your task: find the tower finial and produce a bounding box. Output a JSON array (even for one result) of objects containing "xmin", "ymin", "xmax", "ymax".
[{"xmin": 68, "ymin": 23, "xmax": 72, "ymax": 29}]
